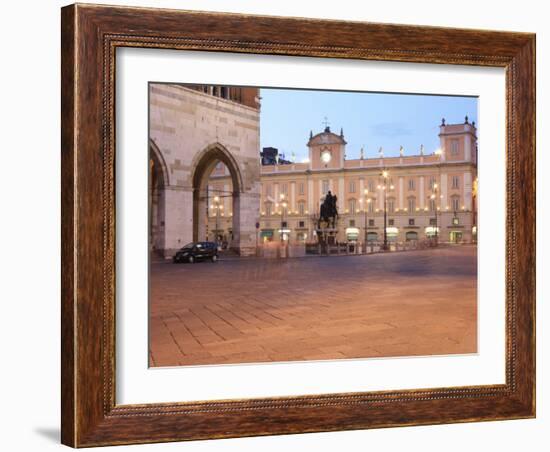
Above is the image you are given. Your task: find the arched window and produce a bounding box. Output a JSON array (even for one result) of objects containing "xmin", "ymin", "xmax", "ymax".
[
  {"xmin": 367, "ymin": 231, "xmax": 378, "ymax": 242},
  {"xmin": 406, "ymin": 231, "xmax": 419, "ymax": 241}
]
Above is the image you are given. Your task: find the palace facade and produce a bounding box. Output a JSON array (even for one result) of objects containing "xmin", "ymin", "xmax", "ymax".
[{"xmin": 208, "ymin": 120, "xmax": 478, "ymax": 246}]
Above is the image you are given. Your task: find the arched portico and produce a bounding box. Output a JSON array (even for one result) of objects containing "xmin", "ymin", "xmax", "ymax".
[
  {"xmin": 191, "ymin": 143, "xmax": 259, "ymax": 256},
  {"xmin": 149, "ymin": 140, "xmax": 169, "ymax": 256},
  {"xmin": 192, "ymin": 144, "xmax": 241, "ymax": 246}
]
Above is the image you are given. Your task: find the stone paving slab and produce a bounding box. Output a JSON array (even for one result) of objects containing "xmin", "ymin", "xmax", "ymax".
[{"xmin": 149, "ymin": 246, "xmax": 477, "ymax": 367}]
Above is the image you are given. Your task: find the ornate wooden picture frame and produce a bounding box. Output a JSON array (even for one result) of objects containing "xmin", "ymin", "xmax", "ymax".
[{"xmin": 61, "ymin": 3, "xmax": 535, "ymax": 447}]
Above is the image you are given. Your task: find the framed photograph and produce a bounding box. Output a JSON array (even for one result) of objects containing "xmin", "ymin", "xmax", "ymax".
[{"xmin": 61, "ymin": 3, "xmax": 535, "ymax": 447}]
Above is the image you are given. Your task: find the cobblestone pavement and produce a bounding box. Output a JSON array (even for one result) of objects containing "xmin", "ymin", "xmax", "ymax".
[{"xmin": 149, "ymin": 246, "xmax": 477, "ymax": 367}]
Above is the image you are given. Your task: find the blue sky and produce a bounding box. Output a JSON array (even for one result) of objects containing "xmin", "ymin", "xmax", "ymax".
[{"xmin": 259, "ymin": 88, "xmax": 478, "ymax": 162}]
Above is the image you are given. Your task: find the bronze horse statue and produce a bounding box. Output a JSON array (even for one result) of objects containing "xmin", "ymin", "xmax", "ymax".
[{"xmin": 318, "ymin": 191, "xmax": 338, "ymax": 229}]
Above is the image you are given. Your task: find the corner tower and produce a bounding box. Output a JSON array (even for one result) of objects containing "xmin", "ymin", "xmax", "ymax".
[{"xmin": 307, "ymin": 126, "xmax": 347, "ymax": 170}]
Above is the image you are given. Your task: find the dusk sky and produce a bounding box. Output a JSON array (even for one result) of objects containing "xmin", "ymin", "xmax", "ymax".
[{"xmin": 259, "ymin": 88, "xmax": 478, "ymax": 162}]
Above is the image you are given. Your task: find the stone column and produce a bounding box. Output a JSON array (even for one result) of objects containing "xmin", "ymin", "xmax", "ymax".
[
  {"xmin": 163, "ymin": 186, "xmax": 193, "ymax": 257},
  {"xmin": 440, "ymin": 173, "xmax": 448, "ymax": 210},
  {"xmin": 308, "ymin": 178, "xmax": 314, "ymax": 215},
  {"xmin": 232, "ymin": 190, "xmax": 260, "ymax": 256},
  {"xmin": 464, "ymin": 172, "xmax": 473, "ymax": 210},
  {"xmin": 399, "ymin": 177, "xmax": 404, "ymax": 210},
  {"xmin": 419, "ymin": 176, "xmax": 425, "ymax": 209}
]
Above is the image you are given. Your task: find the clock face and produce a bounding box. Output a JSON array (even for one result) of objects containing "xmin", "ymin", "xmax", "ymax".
[{"xmin": 321, "ymin": 150, "xmax": 332, "ymax": 164}]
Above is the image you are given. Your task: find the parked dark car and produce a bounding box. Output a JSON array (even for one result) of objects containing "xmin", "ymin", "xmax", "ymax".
[{"xmin": 173, "ymin": 242, "xmax": 219, "ymax": 263}]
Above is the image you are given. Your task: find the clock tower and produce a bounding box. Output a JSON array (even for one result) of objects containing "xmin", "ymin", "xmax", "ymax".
[{"xmin": 307, "ymin": 125, "xmax": 347, "ymax": 170}]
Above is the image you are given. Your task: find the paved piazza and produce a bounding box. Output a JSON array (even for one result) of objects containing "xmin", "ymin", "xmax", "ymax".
[{"xmin": 149, "ymin": 246, "xmax": 477, "ymax": 367}]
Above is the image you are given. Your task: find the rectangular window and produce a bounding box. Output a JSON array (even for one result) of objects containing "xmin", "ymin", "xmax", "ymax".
[
  {"xmin": 452, "ymin": 197, "xmax": 460, "ymax": 211},
  {"xmin": 408, "ymin": 178, "xmax": 415, "ymax": 191},
  {"xmin": 429, "ymin": 176, "xmax": 436, "ymax": 190},
  {"xmin": 299, "ymin": 182, "xmax": 304, "ymax": 195},
  {"xmin": 388, "ymin": 199, "xmax": 395, "ymax": 213},
  {"xmin": 281, "ymin": 221, "xmax": 287, "ymax": 228},
  {"xmin": 349, "ymin": 180, "xmax": 356, "ymax": 193},
  {"xmin": 368, "ymin": 180, "xmax": 374, "ymax": 192},
  {"xmin": 281, "ymin": 183, "xmax": 288, "ymax": 194},
  {"xmin": 368, "ymin": 201, "xmax": 374, "ymax": 214},
  {"xmin": 451, "ymin": 139, "xmax": 460, "ymax": 156},
  {"xmin": 368, "ymin": 219, "xmax": 375, "ymax": 226},
  {"xmin": 409, "ymin": 218, "xmax": 415, "ymax": 226},
  {"xmin": 322, "ymin": 180, "xmax": 329, "ymax": 195},
  {"xmin": 430, "ymin": 218, "xmax": 437, "ymax": 226},
  {"xmin": 408, "ymin": 197, "xmax": 416, "ymax": 212},
  {"xmin": 265, "ymin": 203, "xmax": 272, "ymax": 216},
  {"xmin": 388, "ymin": 219, "xmax": 395, "ymax": 226},
  {"xmin": 299, "ymin": 221, "xmax": 305, "ymax": 228},
  {"xmin": 452, "ymin": 217, "xmax": 460, "ymax": 225},
  {"xmin": 349, "ymin": 219, "xmax": 355, "ymax": 227},
  {"xmin": 349, "ymin": 199, "xmax": 356, "ymax": 213},
  {"xmin": 298, "ymin": 202, "xmax": 305, "ymax": 215},
  {"xmin": 452, "ymin": 175, "xmax": 460, "ymax": 189}
]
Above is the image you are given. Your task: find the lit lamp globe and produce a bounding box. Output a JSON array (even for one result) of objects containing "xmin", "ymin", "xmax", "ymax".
[{"xmin": 321, "ymin": 150, "xmax": 332, "ymax": 164}]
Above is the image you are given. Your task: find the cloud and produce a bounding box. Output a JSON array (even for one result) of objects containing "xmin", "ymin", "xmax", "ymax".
[{"xmin": 370, "ymin": 122, "xmax": 413, "ymax": 137}]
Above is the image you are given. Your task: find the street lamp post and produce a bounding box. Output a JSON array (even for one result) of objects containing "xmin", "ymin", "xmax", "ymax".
[
  {"xmin": 379, "ymin": 170, "xmax": 390, "ymax": 251},
  {"xmin": 363, "ymin": 188, "xmax": 370, "ymax": 251},
  {"xmin": 211, "ymin": 195, "xmax": 223, "ymax": 247},
  {"xmin": 429, "ymin": 186, "xmax": 439, "ymax": 246},
  {"xmin": 279, "ymin": 193, "xmax": 288, "ymax": 255},
  {"xmin": 434, "ymin": 148, "xmax": 443, "ymax": 246}
]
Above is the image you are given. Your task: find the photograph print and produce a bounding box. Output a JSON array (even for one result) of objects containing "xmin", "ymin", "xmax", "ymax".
[{"xmin": 148, "ymin": 83, "xmax": 478, "ymax": 368}]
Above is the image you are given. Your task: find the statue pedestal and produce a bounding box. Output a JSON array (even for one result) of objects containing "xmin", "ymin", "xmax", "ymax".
[{"xmin": 316, "ymin": 227, "xmax": 339, "ymax": 254}]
